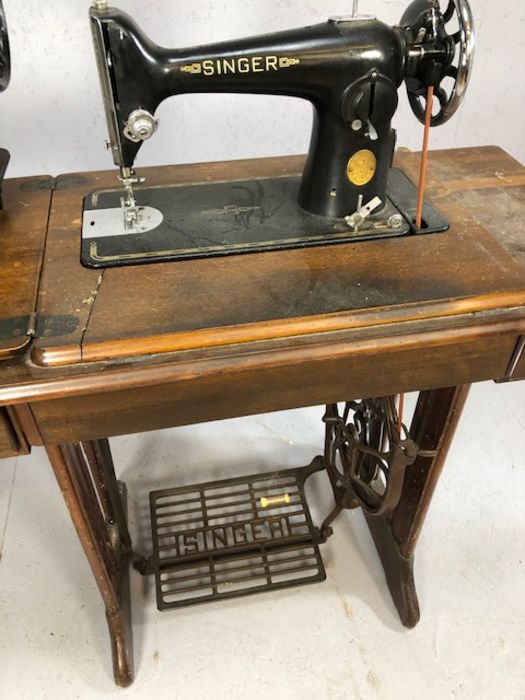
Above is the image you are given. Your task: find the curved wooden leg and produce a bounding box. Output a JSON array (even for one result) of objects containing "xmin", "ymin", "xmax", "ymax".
[
  {"xmin": 106, "ymin": 551, "xmax": 133, "ymax": 688},
  {"xmin": 365, "ymin": 385, "xmax": 470, "ymax": 627},
  {"xmin": 365, "ymin": 514, "xmax": 419, "ymax": 627},
  {"xmin": 46, "ymin": 441, "xmax": 134, "ymax": 686}
]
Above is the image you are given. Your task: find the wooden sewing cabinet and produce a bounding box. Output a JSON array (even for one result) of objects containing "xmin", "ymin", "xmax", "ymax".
[{"xmin": 0, "ymin": 146, "xmax": 524, "ymax": 686}]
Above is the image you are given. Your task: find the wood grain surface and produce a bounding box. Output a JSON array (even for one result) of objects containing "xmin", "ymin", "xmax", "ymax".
[
  {"xmin": 0, "ymin": 175, "xmax": 53, "ymax": 359},
  {"xmin": 29, "ymin": 321, "xmax": 519, "ymax": 444},
  {"xmin": 396, "ymin": 146, "xmax": 525, "ymax": 266},
  {"xmin": 32, "ymin": 148, "xmax": 525, "ymax": 367},
  {"xmin": 0, "ymin": 146, "xmax": 523, "ymax": 446}
]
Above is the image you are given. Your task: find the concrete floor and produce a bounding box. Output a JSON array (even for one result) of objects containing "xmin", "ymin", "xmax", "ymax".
[{"xmin": 0, "ymin": 380, "xmax": 523, "ymax": 699}]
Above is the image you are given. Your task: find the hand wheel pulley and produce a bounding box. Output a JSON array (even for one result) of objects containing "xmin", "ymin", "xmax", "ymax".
[{"xmin": 402, "ymin": 0, "xmax": 475, "ymax": 126}]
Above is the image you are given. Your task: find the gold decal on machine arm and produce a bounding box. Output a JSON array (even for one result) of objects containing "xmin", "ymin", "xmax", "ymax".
[
  {"xmin": 346, "ymin": 149, "xmax": 376, "ymax": 186},
  {"xmin": 237, "ymin": 57, "xmax": 250, "ymax": 73},
  {"xmin": 202, "ymin": 60, "xmax": 214, "ymax": 76},
  {"xmin": 278, "ymin": 57, "xmax": 300, "ymax": 68},
  {"xmin": 181, "ymin": 63, "xmax": 202, "ymax": 74},
  {"xmin": 179, "ymin": 55, "xmax": 301, "ymax": 76}
]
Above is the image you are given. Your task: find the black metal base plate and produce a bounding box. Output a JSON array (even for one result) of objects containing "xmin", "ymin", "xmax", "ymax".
[
  {"xmin": 150, "ymin": 458, "xmax": 326, "ymax": 610},
  {"xmin": 81, "ymin": 168, "xmax": 448, "ymax": 268}
]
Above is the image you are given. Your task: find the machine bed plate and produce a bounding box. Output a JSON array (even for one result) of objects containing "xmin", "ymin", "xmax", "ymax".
[{"xmin": 81, "ymin": 168, "xmax": 448, "ymax": 268}]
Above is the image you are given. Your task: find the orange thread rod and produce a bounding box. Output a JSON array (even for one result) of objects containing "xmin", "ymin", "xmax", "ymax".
[
  {"xmin": 415, "ymin": 85, "xmax": 434, "ymax": 230},
  {"xmin": 406, "ymin": 86, "xmax": 434, "ymax": 430}
]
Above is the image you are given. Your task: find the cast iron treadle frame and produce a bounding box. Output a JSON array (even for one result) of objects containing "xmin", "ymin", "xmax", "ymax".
[{"xmin": 150, "ymin": 458, "xmax": 326, "ymax": 610}]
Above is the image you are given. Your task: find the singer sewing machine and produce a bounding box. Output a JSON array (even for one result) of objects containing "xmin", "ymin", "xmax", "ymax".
[
  {"xmin": 7, "ymin": 1, "xmax": 525, "ymax": 689},
  {"xmin": 83, "ymin": 0, "xmax": 474, "ymax": 267}
]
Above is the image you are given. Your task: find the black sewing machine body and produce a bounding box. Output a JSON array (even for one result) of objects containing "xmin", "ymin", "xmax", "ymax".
[
  {"xmin": 83, "ymin": 1, "xmax": 473, "ymax": 268},
  {"xmin": 94, "ymin": 12, "xmax": 408, "ymax": 218}
]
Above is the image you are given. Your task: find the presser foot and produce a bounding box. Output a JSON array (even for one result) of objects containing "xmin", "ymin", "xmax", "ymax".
[{"xmin": 117, "ymin": 169, "xmax": 154, "ymax": 233}]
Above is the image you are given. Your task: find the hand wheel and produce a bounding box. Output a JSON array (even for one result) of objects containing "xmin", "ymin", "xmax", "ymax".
[{"xmin": 402, "ymin": 0, "xmax": 475, "ymax": 126}]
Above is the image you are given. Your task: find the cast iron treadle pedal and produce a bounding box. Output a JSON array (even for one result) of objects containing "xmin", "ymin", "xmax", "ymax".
[{"xmin": 150, "ymin": 457, "xmax": 326, "ymax": 610}]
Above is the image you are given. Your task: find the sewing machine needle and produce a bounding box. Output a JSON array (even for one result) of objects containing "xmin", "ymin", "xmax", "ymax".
[{"xmin": 415, "ymin": 85, "xmax": 434, "ymax": 230}]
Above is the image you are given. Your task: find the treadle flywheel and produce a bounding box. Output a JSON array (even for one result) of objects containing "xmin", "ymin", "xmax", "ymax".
[{"xmin": 150, "ymin": 458, "xmax": 326, "ymax": 610}]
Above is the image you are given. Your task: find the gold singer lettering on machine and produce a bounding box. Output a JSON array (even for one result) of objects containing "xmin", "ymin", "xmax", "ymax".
[{"xmin": 180, "ymin": 55, "xmax": 301, "ymax": 76}]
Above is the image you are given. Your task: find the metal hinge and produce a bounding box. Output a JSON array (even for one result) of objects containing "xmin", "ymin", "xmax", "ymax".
[
  {"xmin": 0, "ymin": 313, "xmax": 79, "ymax": 342},
  {"xmin": 26, "ymin": 312, "xmax": 38, "ymax": 337}
]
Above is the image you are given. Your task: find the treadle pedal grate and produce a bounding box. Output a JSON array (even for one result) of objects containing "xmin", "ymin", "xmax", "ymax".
[{"xmin": 150, "ymin": 458, "xmax": 326, "ymax": 609}]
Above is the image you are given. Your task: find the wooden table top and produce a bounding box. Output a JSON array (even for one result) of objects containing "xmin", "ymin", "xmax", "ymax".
[
  {"xmin": 0, "ymin": 146, "xmax": 524, "ymax": 427},
  {"xmin": 0, "ymin": 175, "xmax": 53, "ymax": 360},
  {"xmin": 29, "ymin": 146, "xmax": 525, "ymax": 369}
]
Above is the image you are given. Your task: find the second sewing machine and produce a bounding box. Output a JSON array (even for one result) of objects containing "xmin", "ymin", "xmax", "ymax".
[{"xmin": 82, "ymin": 0, "xmax": 474, "ymax": 267}]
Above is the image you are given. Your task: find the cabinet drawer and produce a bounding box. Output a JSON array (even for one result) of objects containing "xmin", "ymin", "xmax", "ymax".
[{"xmin": 32, "ymin": 325, "xmax": 517, "ymax": 444}]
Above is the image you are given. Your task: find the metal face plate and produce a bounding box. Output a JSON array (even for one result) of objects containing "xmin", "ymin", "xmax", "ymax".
[
  {"xmin": 82, "ymin": 205, "xmax": 164, "ymax": 239},
  {"xmin": 89, "ymin": 10, "xmax": 124, "ymax": 168}
]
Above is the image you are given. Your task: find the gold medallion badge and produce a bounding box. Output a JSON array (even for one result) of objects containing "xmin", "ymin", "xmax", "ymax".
[{"xmin": 346, "ymin": 149, "xmax": 376, "ymax": 186}]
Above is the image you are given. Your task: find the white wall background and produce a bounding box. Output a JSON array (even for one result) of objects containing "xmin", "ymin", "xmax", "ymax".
[{"xmin": 1, "ymin": 0, "xmax": 524, "ymax": 179}]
